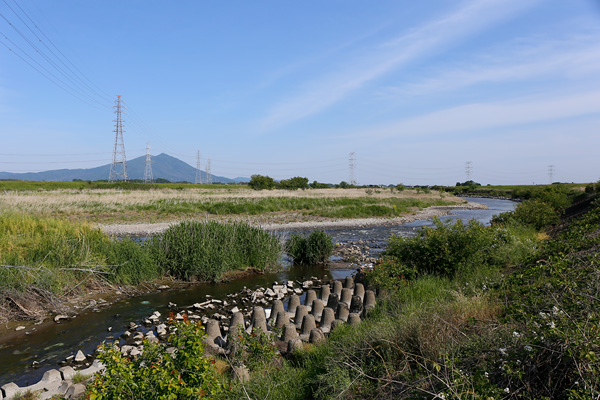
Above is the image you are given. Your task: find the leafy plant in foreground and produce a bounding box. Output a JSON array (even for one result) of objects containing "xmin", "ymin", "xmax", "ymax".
[{"xmin": 88, "ymin": 319, "xmax": 226, "ymax": 399}]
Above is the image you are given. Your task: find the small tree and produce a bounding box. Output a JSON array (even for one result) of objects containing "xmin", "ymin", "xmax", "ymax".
[{"xmin": 249, "ymin": 174, "xmax": 275, "ymax": 190}]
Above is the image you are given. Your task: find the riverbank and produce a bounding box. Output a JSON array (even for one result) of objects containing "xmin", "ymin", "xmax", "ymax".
[{"xmin": 99, "ymin": 202, "xmax": 487, "ymax": 236}]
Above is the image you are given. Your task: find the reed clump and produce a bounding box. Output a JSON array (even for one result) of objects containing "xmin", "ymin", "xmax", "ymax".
[{"xmin": 149, "ymin": 221, "xmax": 282, "ymax": 281}]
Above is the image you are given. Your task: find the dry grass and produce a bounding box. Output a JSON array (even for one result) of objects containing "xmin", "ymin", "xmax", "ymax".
[{"xmin": 0, "ymin": 188, "xmax": 464, "ymax": 223}]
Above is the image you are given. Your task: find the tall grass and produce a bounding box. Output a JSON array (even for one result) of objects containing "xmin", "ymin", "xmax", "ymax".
[
  {"xmin": 150, "ymin": 221, "xmax": 282, "ymax": 281},
  {"xmin": 0, "ymin": 212, "xmax": 113, "ymax": 293},
  {"xmin": 0, "ymin": 213, "xmax": 282, "ymax": 298}
]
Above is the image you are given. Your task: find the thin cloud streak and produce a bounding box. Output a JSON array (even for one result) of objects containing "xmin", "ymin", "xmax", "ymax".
[
  {"xmin": 382, "ymin": 36, "xmax": 600, "ymax": 97},
  {"xmin": 260, "ymin": 0, "xmax": 540, "ymax": 130},
  {"xmin": 359, "ymin": 90, "xmax": 600, "ymax": 140}
]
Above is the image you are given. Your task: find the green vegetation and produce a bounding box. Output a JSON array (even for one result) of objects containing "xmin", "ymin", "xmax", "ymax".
[
  {"xmin": 128, "ymin": 196, "xmax": 457, "ymax": 220},
  {"xmin": 221, "ymin": 187, "xmax": 600, "ymax": 399},
  {"xmin": 88, "ymin": 318, "xmax": 226, "ymax": 399},
  {"xmin": 0, "ymin": 215, "xmax": 282, "ymax": 316},
  {"xmin": 248, "ymin": 174, "xmax": 276, "ymax": 190},
  {"xmin": 286, "ymin": 230, "xmax": 334, "ymax": 265},
  {"xmin": 444, "ymin": 182, "xmax": 586, "ymax": 199},
  {"xmin": 0, "ymin": 179, "xmax": 242, "ymax": 192},
  {"xmin": 279, "ymin": 176, "xmax": 309, "ymax": 190},
  {"xmin": 150, "ymin": 221, "xmax": 281, "ymax": 281}
]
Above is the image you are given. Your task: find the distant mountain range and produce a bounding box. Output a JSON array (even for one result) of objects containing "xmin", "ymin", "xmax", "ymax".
[{"xmin": 0, "ymin": 153, "xmax": 250, "ymax": 183}]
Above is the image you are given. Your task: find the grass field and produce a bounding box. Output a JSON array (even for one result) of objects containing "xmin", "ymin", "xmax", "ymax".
[{"xmin": 0, "ymin": 187, "xmax": 463, "ymax": 223}]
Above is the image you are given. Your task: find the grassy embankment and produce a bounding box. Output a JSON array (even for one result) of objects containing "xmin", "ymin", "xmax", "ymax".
[
  {"xmin": 0, "ymin": 215, "xmax": 281, "ymax": 322},
  {"xmin": 216, "ymin": 184, "xmax": 600, "ymax": 399}
]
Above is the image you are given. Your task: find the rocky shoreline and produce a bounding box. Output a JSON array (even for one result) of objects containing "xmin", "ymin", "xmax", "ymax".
[{"xmin": 0, "ymin": 276, "xmax": 378, "ymax": 399}]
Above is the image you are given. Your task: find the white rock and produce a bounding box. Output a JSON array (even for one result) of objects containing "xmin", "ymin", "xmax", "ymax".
[{"xmin": 74, "ymin": 350, "xmax": 86, "ymax": 363}]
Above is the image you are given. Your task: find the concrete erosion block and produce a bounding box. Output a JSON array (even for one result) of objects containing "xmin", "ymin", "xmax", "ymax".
[
  {"xmin": 340, "ymin": 288, "xmax": 352, "ymax": 306},
  {"xmin": 327, "ymin": 293, "xmax": 339, "ymax": 312},
  {"xmin": 293, "ymin": 305, "xmax": 308, "ymax": 329},
  {"xmin": 287, "ymin": 294, "xmax": 300, "ymax": 316},
  {"xmin": 300, "ymin": 314, "xmax": 316, "ymax": 336},
  {"xmin": 59, "ymin": 366, "xmax": 76, "ymax": 380},
  {"xmin": 309, "ymin": 328, "xmax": 325, "ymax": 344},
  {"xmin": 287, "ymin": 338, "xmax": 303, "ymax": 353},
  {"xmin": 271, "ymin": 300, "xmax": 285, "ymax": 321},
  {"xmin": 1, "ymin": 382, "xmax": 20, "ymax": 399},
  {"xmin": 281, "ymin": 323, "xmax": 299, "ymax": 342},
  {"xmin": 332, "ymin": 280, "xmax": 343, "ymax": 296},
  {"xmin": 251, "ymin": 306, "xmax": 266, "ymax": 323},
  {"xmin": 65, "ymin": 383, "xmax": 86, "ymax": 399},
  {"xmin": 274, "ymin": 310, "xmax": 289, "ymax": 328},
  {"xmin": 350, "ymin": 295, "xmax": 363, "ymax": 314},
  {"xmin": 311, "ymin": 299, "xmax": 324, "ymax": 322},
  {"xmin": 304, "ymin": 290, "xmax": 317, "ymax": 309},
  {"xmin": 320, "ymin": 284, "xmax": 331, "ymax": 303},
  {"xmin": 353, "ymin": 283, "xmax": 365, "ymax": 301},
  {"xmin": 336, "ymin": 302, "xmax": 350, "ymax": 322},
  {"xmin": 348, "ymin": 313, "xmax": 361, "ymax": 326},
  {"xmin": 344, "ymin": 276, "xmax": 354, "ymax": 289},
  {"xmin": 319, "ymin": 307, "xmax": 335, "ymax": 334}
]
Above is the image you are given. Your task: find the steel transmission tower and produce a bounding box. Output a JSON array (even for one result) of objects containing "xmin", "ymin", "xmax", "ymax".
[
  {"xmin": 349, "ymin": 152, "xmax": 357, "ymax": 185},
  {"xmin": 465, "ymin": 161, "xmax": 473, "ymax": 181},
  {"xmin": 143, "ymin": 142, "xmax": 153, "ymax": 183},
  {"xmin": 195, "ymin": 151, "xmax": 202, "ymax": 184},
  {"xmin": 548, "ymin": 165, "xmax": 555, "ymax": 183},
  {"xmin": 109, "ymin": 95, "xmax": 128, "ymax": 182},
  {"xmin": 206, "ymin": 158, "xmax": 212, "ymax": 184}
]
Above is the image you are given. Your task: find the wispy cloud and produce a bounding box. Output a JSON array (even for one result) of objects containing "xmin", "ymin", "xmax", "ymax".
[
  {"xmin": 260, "ymin": 0, "xmax": 541, "ymax": 130},
  {"xmin": 379, "ymin": 32, "xmax": 600, "ymax": 97},
  {"xmin": 358, "ymin": 89, "xmax": 600, "ymax": 140}
]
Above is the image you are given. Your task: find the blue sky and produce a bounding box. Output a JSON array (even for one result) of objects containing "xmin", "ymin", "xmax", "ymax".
[{"xmin": 1, "ymin": 0, "xmax": 599, "ymax": 185}]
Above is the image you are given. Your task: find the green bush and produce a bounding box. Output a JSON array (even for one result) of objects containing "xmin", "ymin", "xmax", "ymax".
[
  {"xmin": 364, "ymin": 257, "xmax": 417, "ymax": 290},
  {"xmin": 88, "ymin": 319, "xmax": 225, "ymax": 399},
  {"xmin": 248, "ymin": 174, "xmax": 275, "ymax": 190},
  {"xmin": 286, "ymin": 230, "xmax": 333, "ymax": 265},
  {"xmin": 278, "ymin": 176, "xmax": 309, "ymax": 190},
  {"xmin": 492, "ymin": 199, "xmax": 559, "ymax": 230},
  {"xmin": 383, "ymin": 218, "xmax": 496, "ymax": 277}
]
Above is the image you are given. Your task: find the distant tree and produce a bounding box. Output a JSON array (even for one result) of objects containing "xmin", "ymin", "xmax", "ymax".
[
  {"xmin": 338, "ymin": 181, "xmax": 350, "ymax": 189},
  {"xmin": 310, "ymin": 180, "xmax": 331, "ymax": 189},
  {"xmin": 248, "ymin": 174, "xmax": 275, "ymax": 190},
  {"xmin": 279, "ymin": 176, "xmax": 309, "ymax": 190}
]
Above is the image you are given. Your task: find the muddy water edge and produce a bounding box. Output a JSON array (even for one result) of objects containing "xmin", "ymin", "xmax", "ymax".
[{"xmin": 0, "ymin": 197, "xmax": 516, "ymax": 387}]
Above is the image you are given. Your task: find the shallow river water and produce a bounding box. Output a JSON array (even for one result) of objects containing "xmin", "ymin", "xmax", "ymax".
[{"xmin": 0, "ymin": 197, "xmax": 515, "ymax": 387}]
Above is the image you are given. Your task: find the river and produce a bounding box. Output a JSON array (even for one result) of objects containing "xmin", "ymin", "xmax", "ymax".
[{"xmin": 0, "ymin": 197, "xmax": 515, "ymax": 387}]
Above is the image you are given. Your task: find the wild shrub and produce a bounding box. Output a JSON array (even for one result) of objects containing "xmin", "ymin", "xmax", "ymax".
[
  {"xmin": 364, "ymin": 256, "xmax": 417, "ymax": 290},
  {"xmin": 88, "ymin": 319, "xmax": 225, "ymax": 399},
  {"xmin": 492, "ymin": 199, "xmax": 559, "ymax": 230},
  {"xmin": 286, "ymin": 230, "xmax": 333, "ymax": 265},
  {"xmin": 383, "ymin": 218, "xmax": 496, "ymax": 276}
]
